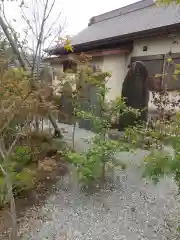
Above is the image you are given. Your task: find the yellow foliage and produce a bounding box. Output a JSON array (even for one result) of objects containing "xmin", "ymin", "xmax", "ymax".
[
  {"xmin": 167, "ymin": 58, "xmax": 172, "ymax": 63},
  {"xmin": 57, "ymin": 36, "xmax": 73, "ymax": 52}
]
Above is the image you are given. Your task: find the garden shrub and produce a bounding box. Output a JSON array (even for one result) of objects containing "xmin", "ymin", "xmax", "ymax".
[
  {"xmin": 11, "ymin": 146, "xmax": 32, "ymax": 166},
  {"xmin": 67, "ymin": 66, "xmax": 136, "ymax": 189},
  {"xmin": 142, "ymin": 149, "xmax": 173, "ymax": 184},
  {"xmin": 0, "ymin": 165, "xmax": 36, "ymax": 207},
  {"xmin": 118, "ymin": 110, "xmax": 139, "ymax": 131},
  {"xmin": 13, "ymin": 168, "xmax": 36, "ymax": 195},
  {"xmin": 0, "ymin": 145, "xmax": 38, "ymax": 207}
]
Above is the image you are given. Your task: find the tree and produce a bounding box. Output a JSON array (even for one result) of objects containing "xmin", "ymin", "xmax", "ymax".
[
  {"xmin": 0, "ymin": 0, "xmax": 67, "ymax": 137},
  {"xmin": 67, "ymin": 63, "xmax": 138, "ymax": 189},
  {"xmin": 156, "ymin": 0, "xmax": 180, "ymax": 5},
  {"xmin": 0, "ymin": 1, "xmax": 68, "ymax": 239}
]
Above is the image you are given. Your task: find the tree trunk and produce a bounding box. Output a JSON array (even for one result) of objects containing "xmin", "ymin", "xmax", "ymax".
[
  {"xmin": 0, "ymin": 16, "xmax": 27, "ymax": 69},
  {"xmin": 7, "ymin": 178, "xmax": 18, "ymax": 240}
]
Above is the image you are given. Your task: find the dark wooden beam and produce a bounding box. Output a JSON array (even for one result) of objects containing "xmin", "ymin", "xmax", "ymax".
[
  {"xmin": 131, "ymin": 54, "xmax": 164, "ymax": 62},
  {"xmin": 77, "ymin": 48, "xmax": 131, "ymax": 57}
]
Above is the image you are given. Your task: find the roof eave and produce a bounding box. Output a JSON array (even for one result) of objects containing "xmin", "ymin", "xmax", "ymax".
[{"xmin": 49, "ymin": 23, "xmax": 180, "ymax": 55}]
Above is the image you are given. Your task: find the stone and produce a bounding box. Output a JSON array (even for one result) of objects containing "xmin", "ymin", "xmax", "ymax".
[{"xmin": 119, "ymin": 61, "xmax": 149, "ymax": 130}]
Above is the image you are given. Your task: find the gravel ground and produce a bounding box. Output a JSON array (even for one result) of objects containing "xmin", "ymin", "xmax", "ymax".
[{"xmin": 19, "ymin": 123, "xmax": 180, "ymax": 240}]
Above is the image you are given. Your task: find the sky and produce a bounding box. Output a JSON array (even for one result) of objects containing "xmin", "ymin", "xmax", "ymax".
[
  {"xmin": 59, "ymin": 0, "xmax": 138, "ymax": 35},
  {"xmin": 2, "ymin": 0, "xmax": 138, "ymax": 50},
  {"xmin": 4, "ymin": 0, "xmax": 138, "ymax": 35}
]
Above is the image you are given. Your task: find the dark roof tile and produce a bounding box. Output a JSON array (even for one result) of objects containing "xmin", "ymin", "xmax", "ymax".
[{"xmin": 71, "ymin": 0, "xmax": 180, "ymax": 46}]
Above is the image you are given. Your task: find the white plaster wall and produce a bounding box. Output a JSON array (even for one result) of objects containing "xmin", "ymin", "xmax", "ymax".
[
  {"xmin": 51, "ymin": 58, "xmax": 104, "ymax": 96},
  {"xmin": 90, "ymin": 56, "xmax": 126, "ymax": 102},
  {"xmin": 91, "ymin": 56, "xmax": 103, "ymax": 69},
  {"xmin": 131, "ymin": 34, "xmax": 180, "ymax": 115},
  {"xmin": 102, "ymin": 54, "xmax": 126, "ymax": 102},
  {"xmin": 95, "ymin": 34, "xmax": 180, "ymax": 103},
  {"xmin": 123, "ymin": 34, "xmax": 180, "ymax": 76},
  {"xmin": 85, "ymin": 35, "xmax": 180, "ymax": 111},
  {"xmin": 50, "ymin": 34, "xmax": 180, "ymax": 106},
  {"xmin": 132, "ymin": 34, "xmax": 180, "ymax": 57}
]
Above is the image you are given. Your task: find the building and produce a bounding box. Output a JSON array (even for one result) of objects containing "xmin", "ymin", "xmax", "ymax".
[{"xmin": 47, "ymin": 0, "xmax": 180, "ymax": 119}]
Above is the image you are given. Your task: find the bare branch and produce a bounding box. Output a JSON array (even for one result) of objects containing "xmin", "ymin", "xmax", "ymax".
[
  {"xmin": 21, "ymin": 10, "xmax": 38, "ymax": 39},
  {"xmin": 44, "ymin": 0, "xmax": 56, "ymax": 21},
  {"xmin": 43, "ymin": 12, "xmax": 65, "ymax": 42},
  {"xmin": 32, "ymin": 0, "xmax": 49, "ymax": 74}
]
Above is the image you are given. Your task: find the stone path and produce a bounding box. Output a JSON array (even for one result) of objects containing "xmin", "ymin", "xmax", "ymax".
[{"xmin": 19, "ymin": 123, "xmax": 180, "ymax": 240}]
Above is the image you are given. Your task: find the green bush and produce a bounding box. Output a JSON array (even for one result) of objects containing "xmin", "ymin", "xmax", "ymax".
[
  {"xmin": 13, "ymin": 168, "xmax": 36, "ymax": 195},
  {"xmin": 68, "ymin": 136, "xmax": 128, "ymax": 187},
  {"xmin": 143, "ymin": 150, "xmax": 173, "ymax": 184},
  {"xmin": 0, "ymin": 167, "xmax": 36, "ymax": 207},
  {"xmin": 11, "ymin": 146, "xmax": 32, "ymax": 166},
  {"xmin": 0, "ymin": 146, "xmax": 35, "ymax": 207}
]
